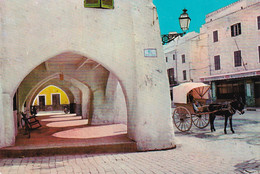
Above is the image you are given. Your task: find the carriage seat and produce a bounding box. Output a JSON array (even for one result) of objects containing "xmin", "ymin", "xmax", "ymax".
[{"xmin": 192, "ymin": 102, "xmax": 210, "ymax": 113}]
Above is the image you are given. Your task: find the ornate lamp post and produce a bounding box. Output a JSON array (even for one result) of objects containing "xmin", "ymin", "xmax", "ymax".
[{"xmin": 161, "ymin": 9, "xmax": 191, "ymax": 45}]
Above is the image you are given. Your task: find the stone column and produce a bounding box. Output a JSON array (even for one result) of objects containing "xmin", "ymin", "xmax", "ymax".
[
  {"xmin": 1, "ymin": 93, "xmax": 15, "ymax": 147},
  {"xmin": 126, "ymin": 2, "xmax": 176, "ymax": 151},
  {"xmin": 91, "ymin": 88, "xmax": 107, "ymax": 124}
]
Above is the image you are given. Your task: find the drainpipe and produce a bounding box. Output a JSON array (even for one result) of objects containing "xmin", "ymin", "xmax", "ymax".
[{"xmin": 175, "ymin": 50, "xmax": 178, "ymax": 84}]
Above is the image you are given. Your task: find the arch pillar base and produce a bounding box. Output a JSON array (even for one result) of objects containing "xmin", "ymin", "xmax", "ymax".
[{"xmin": 0, "ymin": 93, "xmax": 15, "ymax": 148}]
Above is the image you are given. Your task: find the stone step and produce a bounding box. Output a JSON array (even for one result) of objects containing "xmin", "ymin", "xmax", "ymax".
[{"xmin": 0, "ymin": 141, "xmax": 137, "ymax": 158}]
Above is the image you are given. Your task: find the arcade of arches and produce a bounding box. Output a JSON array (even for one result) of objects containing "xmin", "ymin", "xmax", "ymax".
[
  {"xmin": 10, "ymin": 52, "xmax": 128, "ymax": 143},
  {"xmin": 14, "ymin": 52, "xmax": 128, "ymax": 125}
]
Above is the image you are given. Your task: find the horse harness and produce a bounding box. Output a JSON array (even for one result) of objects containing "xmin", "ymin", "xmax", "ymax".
[{"xmin": 219, "ymin": 102, "xmax": 236, "ymax": 115}]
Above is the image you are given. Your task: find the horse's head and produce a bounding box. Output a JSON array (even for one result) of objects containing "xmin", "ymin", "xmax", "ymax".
[{"xmin": 232, "ymin": 97, "xmax": 245, "ymax": 115}]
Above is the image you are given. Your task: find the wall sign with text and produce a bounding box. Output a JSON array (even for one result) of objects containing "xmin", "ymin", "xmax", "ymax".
[{"xmin": 144, "ymin": 48, "xmax": 157, "ymax": 57}]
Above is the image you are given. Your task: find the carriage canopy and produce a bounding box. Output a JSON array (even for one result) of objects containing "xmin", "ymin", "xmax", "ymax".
[{"xmin": 172, "ymin": 82, "xmax": 210, "ymax": 104}]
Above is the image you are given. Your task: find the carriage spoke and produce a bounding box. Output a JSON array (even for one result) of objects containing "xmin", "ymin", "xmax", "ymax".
[
  {"xmin": 177, "ymin": 122, "xmax": 182, "ymax": 128},
  {"xmin": 175, "ymin": 120, "xmax": 181, "ymax": 124},
  {"xmin": 193, "ymin": 117, "xmax": 199, "ymax": 122},
  {"xmin": 173, "ymin": 106, "xmax": 192, "ymax": 132},
  {"xmin": 201, "ymin": 118, "xmax": 206, "ymax": 124},
  {"xmin": 181, "ymin": 122, "xmax": 186, "ymax": 130},
  {"xmin": 192, "ymin": 114, "xmax": 210, "ymax": 129},
  {"xmin": 180, "ymin": 123, "xmax": 184, "ymax": 130}
]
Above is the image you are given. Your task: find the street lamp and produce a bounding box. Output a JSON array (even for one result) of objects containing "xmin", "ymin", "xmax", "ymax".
[{"xmin": 161, "ymin": 9, "xmax": 191, "ymax": 45}]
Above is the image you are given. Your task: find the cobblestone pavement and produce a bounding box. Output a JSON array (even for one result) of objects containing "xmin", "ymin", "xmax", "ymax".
[{"xmin": 0, "ymin": 111, "xmax": 259, "ymax": 174}]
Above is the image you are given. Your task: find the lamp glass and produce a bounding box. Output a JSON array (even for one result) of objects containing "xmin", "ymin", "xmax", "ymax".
[{"xmin": 179, "ymin": 9, "xmax": 191, "ymax": 32}]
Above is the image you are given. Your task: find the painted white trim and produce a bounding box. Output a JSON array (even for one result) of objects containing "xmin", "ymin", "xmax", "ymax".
[
  {"xmin": 51, "ymin": 93, "xmax": 61, "ymax": 105},
  {"xmin": 32, "ymin": 96, "xmax": 37, "ymax": 106}
]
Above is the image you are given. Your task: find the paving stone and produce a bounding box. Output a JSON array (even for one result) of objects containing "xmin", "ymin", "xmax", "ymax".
[{"xmin": 0, "ymin": 111, "xmax": 259, "ymax": 173}]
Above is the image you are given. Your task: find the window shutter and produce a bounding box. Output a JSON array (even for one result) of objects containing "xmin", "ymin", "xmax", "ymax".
[
  {"xmin": 238, "ymin": 23, "xmax": 241, "ymax": 35},
  {"xmin": 213, "ymin": 30, "xmax": 218, "ymax": 42},
  {"xmin": 214, "ymin": 55, "xmax": 220, "ymax": 70},
  {"xmin": 258, "ymin": 46, "xmax": 260, "ymax": 62},
  {"xmin": 167, "ymin": 68, "xmax": 175, "ymax": 85},
  {"xmin": 182, "ymin": 54, "xmax": 185, "ymax": 63},
  {"xmin": 183, "ymin": 70, "xmax": 187, "ymax": 80},
  {"xmin": 234, "ymin": 50, "xmax": 242, "ymax": 67},
  {"xmin": 84, "ymin": 0, "xmax": 100, "ymax": 8},
  {"xmin": 101, "ymin": 0, "xmax": 114, "ymax": 9},
  {"xmin": 231, "ymin": 25, "xmax": 234, "ymax": 37},
  {"xmin": 258, "ymin": 16, "xmax": 260, "ymax": 30}
]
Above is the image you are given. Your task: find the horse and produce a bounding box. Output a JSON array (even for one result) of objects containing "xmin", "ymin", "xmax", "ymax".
[{"xmin": 208, "ymin": 98, "xmax": 245, "ymax": 134}]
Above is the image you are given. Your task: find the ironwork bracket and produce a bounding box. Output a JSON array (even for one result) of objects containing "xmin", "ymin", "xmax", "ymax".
[{"xmin": 161, "ymin": 33, "xmax": 184, "ymax": 45}]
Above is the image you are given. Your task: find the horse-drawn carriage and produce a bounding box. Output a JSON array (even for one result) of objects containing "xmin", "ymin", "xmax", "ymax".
[
  {"xmin": 172, "ymin": 82, "xmax": 212, "ymax": 132},
  {"xmin": 172, "ymin": 82, "xmax": 245, "ymax": 133}
]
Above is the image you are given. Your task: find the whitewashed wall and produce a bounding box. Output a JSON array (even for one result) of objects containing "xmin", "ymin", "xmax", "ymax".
[{"xmin": 0, "ymin": 0, "xmax": 176, "ymax": 151}]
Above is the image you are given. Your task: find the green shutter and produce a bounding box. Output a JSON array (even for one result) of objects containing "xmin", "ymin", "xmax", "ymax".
[
  {"xmin": 84, "ymin": 0, "xmax": 101, "ymax": 8},
  {"xmin": 101, "ymin": 0, "xmax": 114, "ymax": 9}
]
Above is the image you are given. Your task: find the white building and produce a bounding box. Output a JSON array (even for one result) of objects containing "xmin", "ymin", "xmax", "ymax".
[
  {"xmin": 200, "ymin": 0, "xmax": 260, "ymax": 106},
  {"xmin": 0, "ymin": 0, "xmax": 176, "ymax": 150},
  {"xmin": 164, "ymin": 31, "xmax": 209, "ymax": 101},
  {"xmin": 164, "ymin": 0, "xmax": 260, "ymax": 107}
]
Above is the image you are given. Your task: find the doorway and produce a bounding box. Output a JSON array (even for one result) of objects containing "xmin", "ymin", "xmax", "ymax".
[
  {"xmin": 39, "ymin": 95, "xmax": 46, "ymax": 111},
  {"xmin": 255, "ymin": 81, "xmax": 260, "ymax": 107},
  {"xmin": 52, "ymin": 94, "xmax": 61, "ymax": 110}
]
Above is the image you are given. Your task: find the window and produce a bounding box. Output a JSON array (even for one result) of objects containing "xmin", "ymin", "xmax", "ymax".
[
  {"xmin": 183, "ymin": 70, "xmax": 187, "ymax": 80},
  {"xmin": 182, "ymin": 54, "xmax": 185, "ymax": 63},
  {"xmin": 166, "ymin": 57, "xmax": 168, "ymax": 62},
  {"xmin": 213, "ymin": 30, "xmax": 218, "ymax": 42},
  {"xmin": 167, "ymin": 68, "xmax": 175, "ymax": 86},
  {"xmin": 214, "ymin": 55, "xmax": 221, "ymax": 70},
  {"xmin": 234, "ymin": 50, "xmax": 242, "ymax": 67},
  {"xmin": 13, "ymin": 93, "xmax": 17, "ymax": 111},
  {"xmin": 173, "ymin": 54, "xmax": 175, "ymax": 60},
  {"xmin": 258, "ymin": 46, "xmax": 260, "ymax": 62},
  {"xmin": 257, "ymin": 16, "xmax": 260, "ymax": 30},
  {"xmin": 216, "ymin": 81, "xmax": 244, "ymax": 99},
  {"xmin": 231, "ymin": 23, "xmax": 241, "ymax": 37},
  {"xmin": 84, "ymin": 0, "xmax": 114, "ymax": 9}
]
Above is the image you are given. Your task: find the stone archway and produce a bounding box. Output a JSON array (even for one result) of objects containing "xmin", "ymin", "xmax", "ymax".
[
  {"xmin": 26, "ymin": 77, "xmax": 81, "ymax": 116},
  {"xmin": 2, "ymin": 51, "xmax": 129, "ymax": 148}
]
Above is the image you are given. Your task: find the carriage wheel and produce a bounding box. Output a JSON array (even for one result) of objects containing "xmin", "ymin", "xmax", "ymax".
[
  {"xmin": 192, "ymin": 113, "xmax": 210, "ymax": 129},
  {"xmin": 173, "ymin": 106, "xmax": 192, "ymax": 132}
]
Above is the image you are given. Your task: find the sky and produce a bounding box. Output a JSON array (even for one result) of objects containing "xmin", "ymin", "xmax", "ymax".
[{"xmin": 153, "ymin": 0, "xmax": 239, "ymax": 34}]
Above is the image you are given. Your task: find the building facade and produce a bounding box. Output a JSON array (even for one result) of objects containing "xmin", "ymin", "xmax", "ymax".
[
  {"xmin": 32, "ymin": 85, "xmax": 70, "ymax": 111},
  {"xmin": 200, "ymin": 0, "xmax": 260, "ymax": 106},
  {"xmin": 0, "ymin": 0, "xmax": 176, "ymax": 150},
  {"xmin": 164, "ymin": 0, "xmax": 260, "ymax": 107},
  {"xmin": 164, "ymin": 31, "xmax": 209, "ymax": 102}
]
